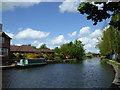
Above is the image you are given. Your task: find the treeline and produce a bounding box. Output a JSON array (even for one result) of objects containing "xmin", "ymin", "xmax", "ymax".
[
  {"xmin": 97, "ymin": 13, "xmax": 120, "ymax": 62},
  {"xmin": 13, "ymin": 39, "xmax": 85, "ymax": 63},
  {"xmin": 53, "ymin": 39, "xmax": 85, "ymax": 63}
]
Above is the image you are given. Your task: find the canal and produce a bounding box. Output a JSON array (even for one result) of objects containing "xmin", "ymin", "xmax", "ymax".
[{"xmin": 2, "ymin": 58, "xmax": 115, "ymax": 88}]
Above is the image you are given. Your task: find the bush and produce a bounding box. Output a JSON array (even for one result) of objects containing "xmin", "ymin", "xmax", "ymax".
[
  {"xmin": 24, "ymin": 53, "xmax": 40, "ymax": 59},
  {"xmin": 13, "ymin": 53, "xmax": 24, "ymax": 59},
  {"xmin": 82, "ymin": 56, "xmax": 90, "ymax": 60},
  {"xmin": 100, "ymin": 58, "xmax": 109, "ymax": 63}
]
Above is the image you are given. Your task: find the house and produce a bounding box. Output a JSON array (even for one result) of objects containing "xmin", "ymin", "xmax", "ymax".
[
  {"xmin": 10, "ymin": 45, "xmax": 38, "ymax": 53},
  {"xmin": 10, "ymin": 45, "xmax": 54, "ymax": 54},
  {"xmin": 0, "ymin": 24, "xmax": 12, "ymax": 64}
]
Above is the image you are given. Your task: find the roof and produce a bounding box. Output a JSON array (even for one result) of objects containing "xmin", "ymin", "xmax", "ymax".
[
  {"xmin": 40, "ymin": 49, "xmax": 54, "ymax": 53},
  {"xmin": 0, "ymin": 32, "xmax": 12, "ymax": 39},
  {"xmin": 10, "ymin": 45, "xmax": 54, "ymax": 53},
  {"xmin": 0, "ymin": 24, "xmax": 11, "ymax": 39},
  {"xmin": 10, "ymin": 45, "xmax": 38, "ymax": 52}
]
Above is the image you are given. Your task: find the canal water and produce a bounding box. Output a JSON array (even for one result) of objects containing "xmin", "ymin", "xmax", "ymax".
[{"xmin": 2, "ymin": 58, "xmax": 115, "ymax": 88}]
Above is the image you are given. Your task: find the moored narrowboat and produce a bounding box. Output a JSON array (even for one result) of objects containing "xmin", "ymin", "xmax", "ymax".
[{"xmin": 16, "ymin": 58, "xmax": 47, "ymax": 66}]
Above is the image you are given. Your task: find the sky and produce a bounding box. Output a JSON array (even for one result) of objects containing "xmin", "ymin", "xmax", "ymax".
[{"xmin": 1, "ymin": 0, "xmax": 111, "ymax": 53}]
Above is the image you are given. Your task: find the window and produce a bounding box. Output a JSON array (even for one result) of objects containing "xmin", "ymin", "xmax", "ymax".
[
  {"xmin": 0, "ymin": 47, "xmax": 8, "ymax": 56},
  {"xmin": 0, "ymin": 37, "xmax": 5, "ymax": 44}
]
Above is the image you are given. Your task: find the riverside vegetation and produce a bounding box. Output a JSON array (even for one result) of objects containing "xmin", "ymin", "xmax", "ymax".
[{"xmin": 12, "ymin": 39, "xmax": 85, "ymax": 63}]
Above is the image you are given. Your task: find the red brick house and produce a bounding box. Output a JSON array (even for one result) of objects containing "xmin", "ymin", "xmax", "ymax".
[{"xmin": 0, "ymin": 24, "xmax": 12, "ymax": 64}]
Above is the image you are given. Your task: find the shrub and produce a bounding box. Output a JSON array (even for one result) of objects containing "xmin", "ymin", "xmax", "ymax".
[
  {"xmin": 100, "ymin": 58, "xmax": 109, "ymax": 63},
  {"xmin": 24, "ymin": 53, "xmax": 40, "ymax": 59}
]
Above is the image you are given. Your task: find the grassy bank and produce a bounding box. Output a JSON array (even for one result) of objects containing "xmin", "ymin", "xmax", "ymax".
[
  {"xmin": 100, "ymin": 58, "xmax": 120, "ymax": 69},
  {"xmin": 54, "ymin": 58, "xmax": 84, "ymax": 64},
  {"xmin": 108, "ymin": 60, "xmax": 120, "ymax": 69},
  {"xmin": 100, "ymin": 58, "xmax": 109, "ymax": 63}
]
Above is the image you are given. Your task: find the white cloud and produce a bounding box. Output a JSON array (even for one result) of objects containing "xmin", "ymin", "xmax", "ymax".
[
  {"xmin": 78, "ymin": 37, "xmax": 100, "ymax": 53},
  {"xmin": 59, "ymin": 0, "xmax": 80, "ymax": 13},
  {"xmin": 32, "ymin": 40, "xmax": 44, "ymax": 48},
  {"xmin": 6, "ymin": 28, "xmax": 50, "ymax": 40},
  {"xmin": 84, "ymin": 43, "xmax": 99, "ymax": 53},
  {"xmin": 90, "ymin": 29, "xmax": 102, "ymax": 38},
  {"xmin": 15, "ymin": 44, "xmax": 22, "ymax": 46},
  {"xmin": 14, "ymin": 28, "xmax": 50, "ymax": 40},
  {"xmin": 2, "ymin": 0, "xmax": 84, "ymax": 12},
  {"xmin": 91, "ymin": 2, "xmax": 104, "ymax": 10},
  {"xmin": 78, "ymin": 36, "xmax": 90, "ymax": 44},
  {"xmin": 51, "ymin": 35, "xmax": 69, "ymax": 45},
  {"xmin": 32, "ymin": 40, "xmax": 40, "ymax": 45},
  {"xmin": 78, "ymin": 28, "xmax": 102, "ymax": 53},
  {"xmin": 79, "ymin": 27, "xmax": 90, "ymax": 37},
  {"xmin": 68, "ymin": 31, "xmax": 77, "ymax": 37},
  {"xmin": 2, "ymin": 1, "xmax": 41, "ymax": 11}
]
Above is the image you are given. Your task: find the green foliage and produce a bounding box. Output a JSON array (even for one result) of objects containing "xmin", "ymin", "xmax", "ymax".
[
  {"xmin": 100, "ymin": 58, "xmax": 109, "ymax": 63},
  {"xmin": 53, "ymin": 47, "xmax": 61, "ymax": 54},
  {"xmin": 32, "ymin": 46, "xmax": 37, "ymax": 49},
  {"xmin": 53, "ymin": 47, "xmax": 64, "ymax": 60},
  {"xmin": 77, "ymin": 2, "xmax": 120, "ymax": 29},
  {"xmin": 47, "ymin": 54, "xmax": 55, "ymax": 60},
  {"xmin": 108, "ymin": 60, "xmax": 120, "ymax": 69},
  {"xmin": 64, "ymin": 59, "xmax": 78, "ymax": 64},
  {"xmin": 87, "ymin": 52, "xmax": 92, "ymax": 54},
  {"xmin": 24, "ymin": 53, "xmax": 40, "ymax": 59},
  {"xmin": 39, "ymin": 44, "xmax": 50, "ymax": 49},
  {"xmin": 42, "ymin": 53, "xmax": 48, "ymax": 59},
  {"xmin": 54, "ymin": 56, "xmax": 61, "ymax": 60},
  {"xmin": 54, "ymin": 56, "xmax": 63, "ymax": 63},
  {"xmin": 69, "ymin": 59, "xmax": 77, "ymax": 63},
  {"xmin": 41, "ymin": 53, "xmax": 54, "ymax": 60},
  {"xmin": 60, "ymin": 39, "xmax": 85, "ymax": 62},
  {"xmin": 82, "ymin": 56, "xmax": 90, "ymax": 60},
  {"xmin": 13, "ymin": 53, "xmax": 24, "ymax": 59},
  {"xmin": 13, "ymin": 52, "xmax": 54, "ymax": 60},
  {"xmin": 97, "ymin": 13, "xmax": 120, "ymax": 56},
  {"xmin": 53, "ymin": 40, "xmax": 85, "ymax": 63}
]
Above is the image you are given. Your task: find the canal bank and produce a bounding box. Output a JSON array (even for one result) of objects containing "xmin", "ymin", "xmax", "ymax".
[
  {"xmin": 0, "ymin": 64, "xmax": 16, "ymax": 68},
  {"xmin": 107, "ymin": 60, "xmax": 120, "ymax": 86}
]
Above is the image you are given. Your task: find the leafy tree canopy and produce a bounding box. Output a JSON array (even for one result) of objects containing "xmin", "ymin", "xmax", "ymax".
[
  {"xmin": 60, "ymin": 39, "xmax": 85, "ymax": 62},
  {"xmin": 97, "ymin": 13, "xmax": 120, "ymax": 56},
  {"xmin": 39, "ymin": 44, "xmax": 50, "ymax": 50},
  {"xmin": 77, "ymin": 2, "xmax": 120, "ymax": 30}
]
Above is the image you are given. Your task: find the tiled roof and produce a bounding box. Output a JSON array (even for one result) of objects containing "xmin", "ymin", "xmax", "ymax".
[
  {"xmin": 40, "ymin": 49, "xmax": 54, "ymax": 53},
  {"xmin": 10, "ymin": 45, "xmax": 37, "ymax": 52},
  {"xmin": 10, "ymin": 45, "xmax": 54, "ymax": 53}
]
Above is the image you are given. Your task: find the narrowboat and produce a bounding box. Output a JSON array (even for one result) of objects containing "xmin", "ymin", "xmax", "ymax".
[{"xmin": 16, "ymin": 58, "xmax": 47, "ymax": 66}]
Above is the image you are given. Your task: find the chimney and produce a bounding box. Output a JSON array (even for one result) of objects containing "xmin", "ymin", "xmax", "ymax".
[{"xmin": 0, "ymin": 24, "xmax": 2, "ymax": 32}]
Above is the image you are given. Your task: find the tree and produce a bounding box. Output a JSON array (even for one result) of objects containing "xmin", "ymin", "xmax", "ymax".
[
  {"xmin": 97, "ymin": 19, "xmax": 120, "ymax": 59},
  {"xmin": 77, "ymin": 2, "xmax": 120, "ymax": 30},
  {"xmin": 32, "ymin": 46, "xmax": 37, "ymax": 49},
  {"xmin": 39, "ymin": 44, "xmax": 50, "ymax": 49},
  {"xmin": 53, "ymin": 47, "xmax": 61, "ymax": 54},
  {"xmin": 97, "ymin": 27, "xmax": 113, "ymax": 56},
  {"xmin": 60, "ymin": 39, "xmax": 85, "ymax": 62}
]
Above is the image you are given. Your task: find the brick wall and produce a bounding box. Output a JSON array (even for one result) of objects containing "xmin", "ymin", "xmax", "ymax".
[{"xmin": 0, "ymin": 36, "xmax": 11, "ymax": 64}]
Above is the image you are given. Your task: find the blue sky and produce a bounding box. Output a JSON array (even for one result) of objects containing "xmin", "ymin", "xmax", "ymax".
[{"xmin": 1, "ymin": 1, "xmax": 110, "ymax": 53}]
